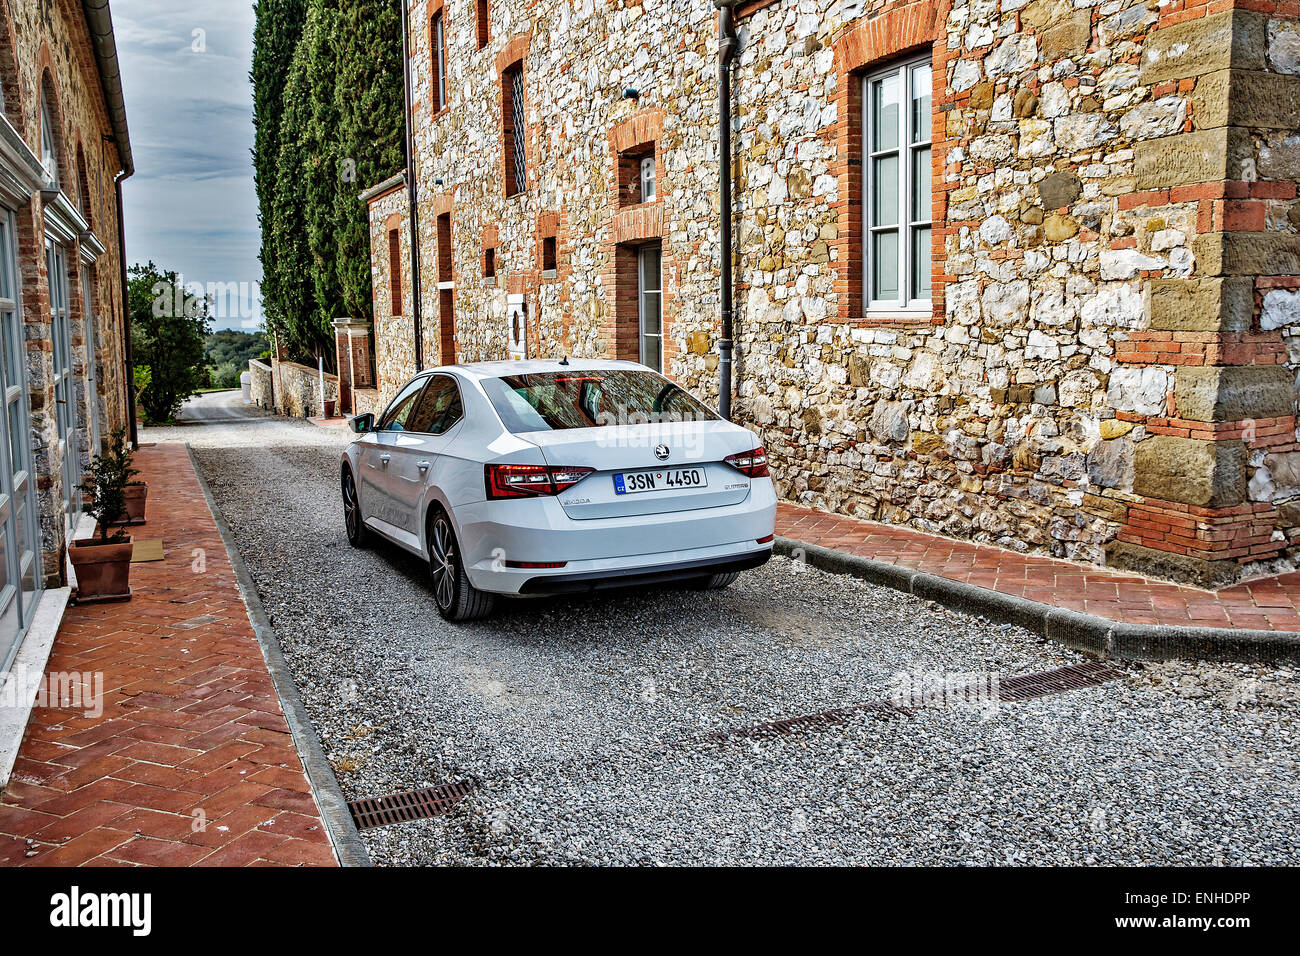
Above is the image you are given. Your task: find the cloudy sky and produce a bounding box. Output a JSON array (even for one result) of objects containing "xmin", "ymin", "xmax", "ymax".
[{"xmin": 115, "ymin": 0, "xmax": 262, "ymax": 331}]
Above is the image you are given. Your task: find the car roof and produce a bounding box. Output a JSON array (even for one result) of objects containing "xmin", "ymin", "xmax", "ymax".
[{"xmin": 435, "ymin": 358, "xmax": 651, "ymax": 381}]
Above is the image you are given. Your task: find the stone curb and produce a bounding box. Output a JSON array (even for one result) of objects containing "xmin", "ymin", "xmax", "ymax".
[
  {"xmin": 186, "ymin": 445, "xmax": 371, "ymax": 867},
  {"xmin": 775, "ymin": 537, "xmax": 1300, "ymax": 665}
]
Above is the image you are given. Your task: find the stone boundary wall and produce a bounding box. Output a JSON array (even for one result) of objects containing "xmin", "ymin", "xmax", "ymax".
[
  {"xmin": 248, "ymin": 360, "xmax": 274, "ymax": 410},
  {"xmin": 270, "ymin": 359, "xmax": 339, "ymax": 419},
  {"xmin": 364, "ymin": 0, "xmax": 1300, "ymax": 586}
]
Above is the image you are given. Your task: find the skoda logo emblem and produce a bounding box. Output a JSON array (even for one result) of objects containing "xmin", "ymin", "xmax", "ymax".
[{"xmin": 654, "ymin": 444, "xmax": 670, "ymax": 461}]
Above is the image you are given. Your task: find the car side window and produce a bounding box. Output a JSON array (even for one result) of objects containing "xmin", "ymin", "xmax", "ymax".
[
  {"xmin": 407, "ymin": 375, "xmax": 463, "ymax": 435},
  {"xmin": 379, "ymin": 377, "xmax": 426, "ymax": 431}
]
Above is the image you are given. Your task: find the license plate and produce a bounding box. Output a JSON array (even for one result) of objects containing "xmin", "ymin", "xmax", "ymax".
[{"xmin": 613, "ymin": 467, "xmax": 708, "ymax": 495}]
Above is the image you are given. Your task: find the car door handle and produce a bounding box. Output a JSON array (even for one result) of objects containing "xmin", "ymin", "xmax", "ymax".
[
  {"xmin": 379, "ymin": 454, "xmax": 391, "ymax": 466},
  {"xmin": 417, "ymin": 460, "xmax": 431, "ymax": 472}
]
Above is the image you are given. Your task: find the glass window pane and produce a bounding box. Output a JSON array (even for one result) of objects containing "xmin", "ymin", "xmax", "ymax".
[
  {"xmin": 641, "ymin": 335, "xmax": 662, "ymax": 373},
  {"xmin": 912, "ymin": 145, "xmax": 931, "ymax": 223},
  {"xmin": 380, "ymin": 376, "xmax": 426, "ymax": 430},
  {"xmin": 871, "ymin": 74, "xmax": 900, "ymax": 152},
  {"xmin": 872, "ymin": 154, "xmax": 899, "ymax": 227},
  {"xmin": 639, "ymin": 247, "xmax": 661, "ymax": 294},
  {"xmin": 912, "ymin": 225, "xmax": 932, "ymax": 301},
  {"xmin": 641, "ymin": 291, "xmax": 661, "ymax": 335},
  {"xmin": 8, "ymin": 401, "xmax": 23, "ymax": 478},
  {"xmin": 911, "ymin": 64, "xmax": 932, "ymax": 143},
  {"xmin": 0, "ymin": 219, "xmax": 11, "ymax": 300},
  {"xmin": 872, "ymin": 231, "xmax": 899, "ymax": 301}
]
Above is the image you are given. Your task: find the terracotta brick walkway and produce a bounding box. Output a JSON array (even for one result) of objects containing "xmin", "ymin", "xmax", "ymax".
[
  {"xmin": 777, "ymin": 502, "xmax": 1300, "ymax": 632},
  {"xmin": 0, "ymin": 443, "xmax": 337, "ymax": 867}
]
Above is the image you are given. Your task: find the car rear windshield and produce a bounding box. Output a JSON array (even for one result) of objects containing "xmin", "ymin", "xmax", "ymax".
[{"xmin": 482, "ymin": 369, "xmax": 718, "ymax": 433}]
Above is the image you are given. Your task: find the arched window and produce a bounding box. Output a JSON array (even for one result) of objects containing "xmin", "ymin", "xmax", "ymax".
[{"xmin": 40, "ymin": 93, "xmax": 59, "ymax": 186}]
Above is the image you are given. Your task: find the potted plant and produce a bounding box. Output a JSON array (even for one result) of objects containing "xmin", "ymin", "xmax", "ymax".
[{"xmin": 69, "ymin": 428, "xmax": 138, "ymax": 602}]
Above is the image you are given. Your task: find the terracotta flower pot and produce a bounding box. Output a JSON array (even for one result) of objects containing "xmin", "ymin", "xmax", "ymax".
[
  {"xmin": 124, "ymin": 482, "xmax": 148, "ymax": 525},
  {"xmin": 69, "ymin": 536, "xmax": 133, "ymax": 603},
  {"xmin": 324, "ymin": 399, "xmax": 337, "ymax": 419}
]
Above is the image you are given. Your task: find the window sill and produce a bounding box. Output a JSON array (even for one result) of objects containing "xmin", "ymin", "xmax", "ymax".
[
  {"xmin": 839, "ymin": 312, "xmax": 936, "ymax": 329},
  {"xmin": 484, "ymin": 277, "xmax": 496, "ymax": 287},
  {"xmin": 540, "ymin": 269, "xmax": 557, "ymax": 280},
  {"xmin": 431, "ymin": 105, "xmax": 450, "ymax": 120},
  {"xmin": 617, "ymin": 197, "xmax": 662, "ymax": 212}
]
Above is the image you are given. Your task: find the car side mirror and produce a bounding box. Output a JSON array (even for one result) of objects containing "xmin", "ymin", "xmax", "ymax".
[{"xmin": 350, "ymin": 413, "xmax": 375, "ymax": 434}]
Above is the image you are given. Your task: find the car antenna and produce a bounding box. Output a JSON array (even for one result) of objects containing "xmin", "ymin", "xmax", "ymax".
[{"xmin": 559, "ymin": 355, "xmax": 570, "ymax": 366}]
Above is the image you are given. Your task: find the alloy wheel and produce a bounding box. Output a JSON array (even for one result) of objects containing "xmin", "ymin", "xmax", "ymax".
[
  {"xmin": 343, "ymin": 470, "xmax": 361, "ymax": 540},
  {"xmin": 429, "ymin": 515, "xmax": 457, "ymax": 611}
]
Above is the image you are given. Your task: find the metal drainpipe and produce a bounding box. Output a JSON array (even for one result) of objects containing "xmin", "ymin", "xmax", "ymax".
[
  {"xmin": 400, "ymin": 0, "xmax": 424, "ymax": 371},
  {"xmin": 114, "ymin": 170, "xmax": 138, "ymax": 448},
  {"xmin": 716, "ymin": 1, "xmax": 741, "ymax": 421}
]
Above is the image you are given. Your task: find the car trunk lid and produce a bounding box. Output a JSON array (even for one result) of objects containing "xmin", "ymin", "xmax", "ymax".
[{"xmin": 526, "ymin": 420, "xmax": 756, "ymax": 519}]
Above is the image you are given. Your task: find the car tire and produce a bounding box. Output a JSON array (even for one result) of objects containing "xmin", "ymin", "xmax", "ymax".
[
  {"xmin": 427, "ymin": 508, "xmax": 495, "ymax": 621},
  {"xmin": 696, "ymin": 571, "xmax": 741, "ymax": 590},
  {"xmin": 342, "ymin": 466, "xmax": 367, "ymax": 549}
]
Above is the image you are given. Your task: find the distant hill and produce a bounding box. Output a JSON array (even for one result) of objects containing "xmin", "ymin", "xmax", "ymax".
[{"xmin": 204, "ymin": 329, "xmax": 269, "ymax": 389}]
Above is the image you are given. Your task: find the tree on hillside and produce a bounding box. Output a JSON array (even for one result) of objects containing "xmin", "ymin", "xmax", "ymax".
[
  {"xmin": 204, "ymin": 329, "xmax": 269, "ymax": 368},
  {"xmin": 128, "ymin": 263, "xmax": 212, "ymax": 424},
  {"xmin": 251, "ymin": 0, "xmax": 309, "ymax": 351}
]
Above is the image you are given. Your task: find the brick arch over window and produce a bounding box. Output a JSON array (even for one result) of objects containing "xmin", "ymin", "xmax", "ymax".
[
  {"xmin": 832, "ymin": 0, "xmax": 945, "ymax": 323},
  {"xmin": 0, "ymin": 0, "xmax": 22, "ymax": 131}
]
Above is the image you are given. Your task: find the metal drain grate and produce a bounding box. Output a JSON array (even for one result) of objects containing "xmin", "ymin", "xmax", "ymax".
[
  {"xmin": 348, "ymin": 781, "xmax": 473, "ymax": 830},
  {"xmin": 697, "ymin": 700, "xmax": 904, "ymax": 745},
  {"xmin": 697, "ymin": 661, "xmax": 1122, "ymax": 746},
  {"xmin": 997, "ymin": 660, "xmax": 1122, "ymax": 702}
]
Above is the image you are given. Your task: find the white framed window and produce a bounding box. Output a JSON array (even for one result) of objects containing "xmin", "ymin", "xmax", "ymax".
[
  {"xmin": 638, "ymin": 244, "xmax": 662, "ymax": 372},
  {"xmin": 640, "ymin": 156, "xmax": 656, "ymax": 202},
  {"xmin": 0, "ymin": 210, "xmax": 42, "ymax": 671},
  {"xmin": 40, "ymin": 96, "xmax": 59, "ymax": 186},
  {"xmin": 863, "ymin": 58, "xmax": 931, "ymax": 311}
]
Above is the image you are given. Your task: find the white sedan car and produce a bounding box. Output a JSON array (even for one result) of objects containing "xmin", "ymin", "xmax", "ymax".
[{"xmin": 340, "ymin": 359, "xmax": 776, "ymax": 620}]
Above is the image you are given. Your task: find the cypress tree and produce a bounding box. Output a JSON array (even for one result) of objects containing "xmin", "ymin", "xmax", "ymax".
[
  {"xmin": 333, "ymin": 0, "xmax": 406, "ymax": 322},
  {"xmin": 253, "ymin": 0, "xmax": 406, "ymax": 365},
  {"xmin": 251, "ymin": 0, "xmax": 308, "ymax": 349}
]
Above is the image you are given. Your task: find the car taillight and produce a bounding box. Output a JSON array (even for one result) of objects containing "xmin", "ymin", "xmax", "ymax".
[
  {"xmin": 724, "ymin": 446, "xmax": 769, "ymax": 479},
  {"xmin": 485, "ymin": 463, "xmax": 594, "ymax": 499}
]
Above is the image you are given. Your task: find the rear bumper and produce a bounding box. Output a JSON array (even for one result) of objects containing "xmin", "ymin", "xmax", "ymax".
[
  {"xmin": 454, "ymin": 478, "xmax": 777, "ymax": 595},
  {"xmin": 518, "ymin": 548, "xmax": 772, "ymax": 594}
]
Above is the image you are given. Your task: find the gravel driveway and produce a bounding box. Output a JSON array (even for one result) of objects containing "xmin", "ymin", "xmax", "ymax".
[{"xmin": 146, "ymin": 391, "xmax": 1300, "ymax": 865}]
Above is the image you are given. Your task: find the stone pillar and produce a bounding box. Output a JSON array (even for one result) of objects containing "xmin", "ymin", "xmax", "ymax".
[
  {"xmin": 1106, "ymin": 8, "xmax": 1300, "ymax": 587},
  {"xmin": 332, "ymin": 319, "xmax": 374, "ymax": 416}
]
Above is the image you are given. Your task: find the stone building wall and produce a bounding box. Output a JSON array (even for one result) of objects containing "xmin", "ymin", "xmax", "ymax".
[
  {"xmin": 2, "ymin": 0, "xmax": 132, "ymax": 585},
  {"xmin": 366, "ymin": 0, "xmax": 1300, "ymax": 586},
  {"xmin": 365, "ymin": 177, "xmax": 422, "ymax": 412}
]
